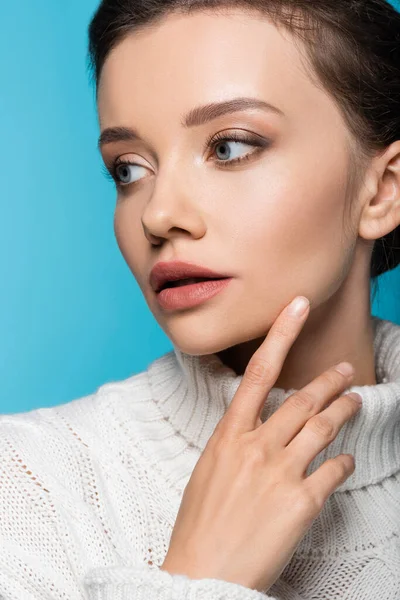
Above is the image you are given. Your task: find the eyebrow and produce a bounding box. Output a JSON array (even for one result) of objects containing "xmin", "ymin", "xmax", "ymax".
[{"xmin": 98, "ymin": 96, "xmax": 284, "ymax": 150}]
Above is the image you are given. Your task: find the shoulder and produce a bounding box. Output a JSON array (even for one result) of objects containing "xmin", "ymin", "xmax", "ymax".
[
  {"xmin": 0, "ymin": 349, "xmax": 179, "ymax": 506},
  {"xmin": 0, "ymin": 361, "xmax": 175, "ymax": 599},
  {"xmin": 0, "ymin": 365, "xmax": 152, "ymax": 484}
]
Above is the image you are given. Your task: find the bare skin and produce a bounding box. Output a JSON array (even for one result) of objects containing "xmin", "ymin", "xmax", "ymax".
[
  {"xmin": 159, "ymin": 298, "xmax": 363, "ymax": 591},
  {"xmin": 97, "ymin": 8, "xmax": 400, "ymax": 390}
]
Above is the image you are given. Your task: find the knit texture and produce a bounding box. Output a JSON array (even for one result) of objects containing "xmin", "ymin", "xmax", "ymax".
[{"xmin": 0, "ymin": 315, "xmax": 399, "ymax": 599}]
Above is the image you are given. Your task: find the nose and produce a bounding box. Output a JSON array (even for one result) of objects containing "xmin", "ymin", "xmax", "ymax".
[{"xmin": 141, "ymin": 164, "xmax": 206, "ymax": 245}]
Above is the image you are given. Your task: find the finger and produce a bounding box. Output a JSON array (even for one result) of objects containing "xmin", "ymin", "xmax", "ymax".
[
  {"xmin": 284, "ymin": 392, "xmax": 362, "ymax": 477},
  {"xmin": 222, "ymin": 296, "xmax": 310, "ymax": 437},
  {"xmin": 302, "ymin": 454, "xmax": 356, "ymax": 510},
  {"xmin": 256, "ymin": 363, "xmax": 355, "ymax": 448}
]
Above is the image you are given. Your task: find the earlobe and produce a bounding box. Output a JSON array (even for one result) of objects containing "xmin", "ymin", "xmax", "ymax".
[{"xmin": 358, "ymin": 141, "xmax": 400, "ymax": 242}]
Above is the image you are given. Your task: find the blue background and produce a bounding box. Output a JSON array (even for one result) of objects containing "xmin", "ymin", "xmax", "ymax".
[{"xmin": 1, "ymin": 0, "xmax": 399, "ymax": 414}]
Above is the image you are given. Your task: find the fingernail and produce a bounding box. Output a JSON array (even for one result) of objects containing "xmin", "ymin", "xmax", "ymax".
[
  {"xmin": 334, "ymin": 362, "xmax": 354, "ymax": 378},
  {"xmin": 348, "ymin": 392, "xmax": 362, "ymax": 405},
  {"xmin": 287, "ymin": 296, "xmax": 310, "ymax": 317}
]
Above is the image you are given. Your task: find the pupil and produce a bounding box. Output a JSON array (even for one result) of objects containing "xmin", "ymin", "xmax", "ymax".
[
  {"xmin": 216, "ymin": 143, "xmax": 229, "ymax": 159},
  {"xmin": 119, "ymin": 166, "xmax": 129, "ymax": 182}
]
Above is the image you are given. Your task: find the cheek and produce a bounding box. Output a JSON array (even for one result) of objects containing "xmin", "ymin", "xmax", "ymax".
[
  {"xmin": 225, "ymin": 162, "xmax": 347, "ymax": 247},
  {"xmin": 225, "ymin": 159, "xmax": 351, "ymax": 298}
]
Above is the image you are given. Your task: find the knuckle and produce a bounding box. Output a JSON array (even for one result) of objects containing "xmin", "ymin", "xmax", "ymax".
[
  {"xmin": 210, "ymin": 436, "xmax": 233, "ymax": 460},
  {"xmin": 211, "ymin": 419, "xmax": 229, "ymax": 439},
  {"xmin": 245, "ymin": 357, "xmax": 274, "ymax": 386},
  {"xmin": 292, "ymin": 487, "xmax": 322, "ymax": 516},
  {"xmin": 244, "ymin": 442, "xmax": 266, "ymax": 465},
  {"xmin": 287, "ymin": 390, "xmax": 315, "ymax": 413},
  {"xmin": 207, "ymin": 428, "xmax": 232, "ymax": 454},
  {"xmin": 301, "ymin": 485, "xmax": 325, "ymax": 513},
  {"xmin": 330, "ymin": 456, "xmax": 352, "ymax": 481},
  {"xmin": 324, "ymin": 369, "xmax": 345, "ymax": 388},
  {"xmin": 307, "ymin": 414, "xmax": 335, "ymax": 439}
]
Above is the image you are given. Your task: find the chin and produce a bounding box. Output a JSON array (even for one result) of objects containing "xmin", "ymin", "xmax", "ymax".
[
  {"xmin": 166, "ymin": 323, "xmax": 250, "ymax": 357},
  {"xmin": 166, "ymin": 328, "xmax": 227, "ymax": 356},
  {"xmin": 172, "ymin": 338, "xmax": 227, "ymax": 357}
]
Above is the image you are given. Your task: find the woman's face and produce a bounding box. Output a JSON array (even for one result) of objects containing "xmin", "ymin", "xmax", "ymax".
[{"xmin": 97, "ymin": 9, "xmax": 365, "ymax": 357}]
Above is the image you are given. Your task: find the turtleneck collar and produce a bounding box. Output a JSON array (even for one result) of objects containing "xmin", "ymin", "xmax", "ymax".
[{"xmin": 148, "ymin": 316, "xmax": 400, "ymax": 491}]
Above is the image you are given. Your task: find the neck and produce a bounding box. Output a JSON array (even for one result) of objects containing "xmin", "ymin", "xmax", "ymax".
[
  {"xmin": 217, "ymin": 281, "xmax": 376, "ymax": 390},
  {"xmin": 155, "ymin": 315, "xmax": 400, "ymax": 491}
]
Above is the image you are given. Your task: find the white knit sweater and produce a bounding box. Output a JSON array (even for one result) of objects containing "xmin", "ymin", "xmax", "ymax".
[{"xmin": 1, "ymin": 315, "xmax": 400, "ymax": 600}]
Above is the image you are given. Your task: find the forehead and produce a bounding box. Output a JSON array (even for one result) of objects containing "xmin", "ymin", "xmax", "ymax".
[{"xmin": 97, "ymin": 9, "xmax": 342, "ymax": 135}]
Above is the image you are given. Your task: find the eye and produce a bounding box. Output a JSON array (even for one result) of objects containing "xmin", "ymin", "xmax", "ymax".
[
  {"xmin": 101, "ymin": 130, "xmax": 271, "ymax": 190},
  {"xmin": 101, "ymin": 160, "xmax": 148, "ymax": 189},
  {"xmin": 206, "ymin": 130, "xmax": 270, "ymax": 168}
]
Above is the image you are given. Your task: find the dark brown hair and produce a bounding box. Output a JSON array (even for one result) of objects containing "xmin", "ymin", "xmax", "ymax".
[{"xmin": 87, "ymin": 0, "xmax": 400, "ymax": 301}]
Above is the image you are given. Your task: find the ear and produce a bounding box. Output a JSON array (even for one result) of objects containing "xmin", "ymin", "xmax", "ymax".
[{"xmin": 358, "ymin": 140, "xmax": 400, "ymax": 242}]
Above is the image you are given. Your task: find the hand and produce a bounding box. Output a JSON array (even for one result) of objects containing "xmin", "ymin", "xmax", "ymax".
[{"xmin": 160, "ymin": 296, "xmax": 362, "ymax": 593}]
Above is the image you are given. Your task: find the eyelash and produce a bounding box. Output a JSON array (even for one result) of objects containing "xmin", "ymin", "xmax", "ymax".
[{"xmin": 101, "ymin": 131, "xmax": 270, "ymax": 190}]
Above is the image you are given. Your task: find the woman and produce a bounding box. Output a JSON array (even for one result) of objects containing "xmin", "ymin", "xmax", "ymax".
[{"xmin": 1, "ymin": 0, "xmax": 400, "ymax": 598}]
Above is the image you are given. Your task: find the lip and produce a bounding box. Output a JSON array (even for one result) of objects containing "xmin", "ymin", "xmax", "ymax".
[
  {"xmin": 149, "ymin": 260, "xmax": 232, "ymax": 293},
  {"xmin": 156, "ymin": 277, "xmax": 233, "ymax": 310}
]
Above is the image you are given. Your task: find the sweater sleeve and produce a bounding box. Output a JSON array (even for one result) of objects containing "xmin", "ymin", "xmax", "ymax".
[
  {"xmin": 0, "ymin": 415, "xmax": 280, "ymax": 600},
  {"xmin": 83, "ymin": 564, "xmax": 279, "ymax": 599},
  {"xmin": 0, "ymin": 416, "xmax": 89, "ymax": 600}
]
